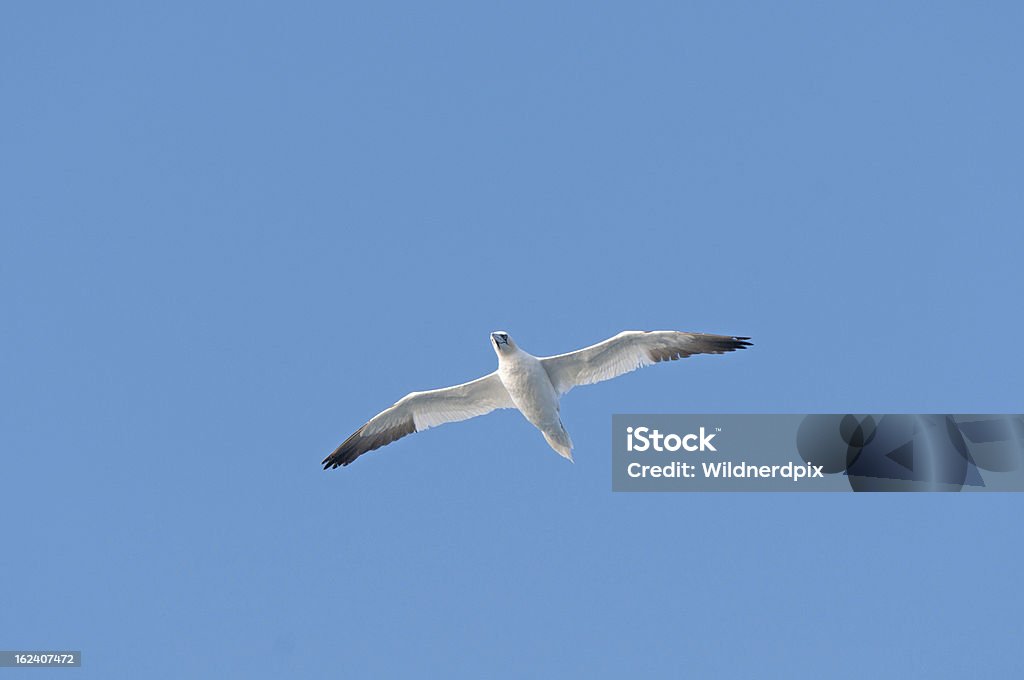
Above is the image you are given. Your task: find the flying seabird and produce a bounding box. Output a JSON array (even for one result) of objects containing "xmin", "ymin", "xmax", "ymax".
[{"xmin": 322, "ymin": 330, "xmax": 752, "ymax": 469}]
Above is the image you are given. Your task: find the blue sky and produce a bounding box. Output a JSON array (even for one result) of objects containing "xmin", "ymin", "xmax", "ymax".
[{"xmin": 2, "ymin": 2, "xmax": 1022, "ymax": 677}]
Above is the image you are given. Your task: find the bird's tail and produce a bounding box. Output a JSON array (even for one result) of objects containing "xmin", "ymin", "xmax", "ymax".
[{"xmin": 543, "ymin": 424, "xmax": 575, "ymax": 462}]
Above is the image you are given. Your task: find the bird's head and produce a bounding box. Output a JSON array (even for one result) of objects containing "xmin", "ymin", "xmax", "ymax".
[{"xmin": 490, "ymin": 331, "xmax": 516, "ymax": 355}]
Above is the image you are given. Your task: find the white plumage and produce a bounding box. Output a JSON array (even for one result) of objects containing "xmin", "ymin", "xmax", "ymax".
[{"xmin": 323, "ymin": 330, "xmax": 751, "ymax": 469}]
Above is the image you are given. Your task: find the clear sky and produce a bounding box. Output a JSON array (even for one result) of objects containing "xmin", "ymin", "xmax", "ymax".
[{"xmin": 2, "ymin": 2, "xmax": 1022, "ymax": 677}]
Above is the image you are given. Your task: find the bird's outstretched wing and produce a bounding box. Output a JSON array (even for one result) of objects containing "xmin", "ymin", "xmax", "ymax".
[
  {"xmin": 323, "ymin": 372, "xmax": 514, "ymax": 469},
  {"xmin": 540, "ymin": 331, "xmax": 752, "ymax": 395}
]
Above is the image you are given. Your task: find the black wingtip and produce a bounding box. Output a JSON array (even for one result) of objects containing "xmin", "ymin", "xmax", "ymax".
[
  {"xmin": 322, "ymin": 446, "xmax": 354, "ymax": 470},
  {"xmin": 321, "ymin": 417, "xmax": 416, "ymax": 471},
  {"xmin": 707, "ymin": 335, "xmax": 753, "ymax": 354},
  {"xmin": 321, "ymin": 442, "xmax": 352, "ymax": 470}
]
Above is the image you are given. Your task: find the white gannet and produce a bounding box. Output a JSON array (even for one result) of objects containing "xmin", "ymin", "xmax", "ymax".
[{"xmin": 323, "ymin": 330, "xmax": 751, "ymax": 468}]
